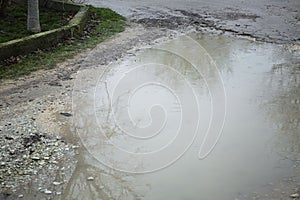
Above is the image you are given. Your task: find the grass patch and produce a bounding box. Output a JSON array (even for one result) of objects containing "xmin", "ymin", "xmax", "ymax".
[
  {"xmin": 0, "ymin": 5, "xmax": 75, "ymax": 43},
  {"xmin": 0, "ymin": 6, "xmax": 126, "ymax": 79}
]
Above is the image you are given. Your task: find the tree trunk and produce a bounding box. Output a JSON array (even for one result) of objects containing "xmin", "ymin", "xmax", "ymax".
[{"xmin": 27, "ymin": 0, "xmax": 41, "ymax": 33}]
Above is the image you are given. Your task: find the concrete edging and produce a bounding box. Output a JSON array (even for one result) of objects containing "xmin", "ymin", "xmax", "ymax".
[{"xmin": 0, "ymin": 1, "xmax": 90, "ymax": 61}]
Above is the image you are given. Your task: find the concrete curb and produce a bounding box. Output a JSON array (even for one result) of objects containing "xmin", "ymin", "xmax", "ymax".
[{"xmin": 0, "ymin": 1, "xmax": 90, "ymax": 61}]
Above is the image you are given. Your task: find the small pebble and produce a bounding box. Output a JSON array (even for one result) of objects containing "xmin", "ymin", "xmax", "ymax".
[
  {"xmin": 31, "ymin": 156, "xmax": 40, "ymax": 160},
  {"xmin": 87, "ymin": 176, "xmax": 94, "ymax": 181},
  {"xmin": 290, "ymin": 193, "xmax": 299, "ymax": 198},
  {"xmin": 18, "ymin": 194, "xmax": 24, "ymax": 198},
  {"xmin": 44, "ymin": 190, "xmax": 52, "ymax": 195},
  {"xmin": 56, "ymin": 191, "xmax": 62, "ymax": 195},
  {"xmin": 39, "ymin": 161, "xmax": 45, "ymax": 165},
  {"xmin": 53, "ymin": 181, "xmax": 61, "ymax": 186},
  {"xmin": 60, "ymin": 112, "xmax": 72, "ymax": 117}
]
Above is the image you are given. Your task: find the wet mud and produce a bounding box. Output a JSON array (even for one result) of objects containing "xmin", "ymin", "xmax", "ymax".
[
  {"xmin": 0, "ymin": 0, "xmax": 299, "ymax": 199},
  {"xmin": 88, "ymin": 0, "xmax": 300, "ymax": 44}
]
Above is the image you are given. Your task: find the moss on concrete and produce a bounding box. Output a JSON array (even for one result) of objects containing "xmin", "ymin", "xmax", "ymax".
[
  {"xmin": 0, "ymin": 7, "xmax": 126, "ymax": 79},
  {"xmin": 69, "ymin": 6, "xmax": 90, "ymax": 36},
  {"xmin": 0, "ymin": 4, "xmax": 89, "ymax": 61}
]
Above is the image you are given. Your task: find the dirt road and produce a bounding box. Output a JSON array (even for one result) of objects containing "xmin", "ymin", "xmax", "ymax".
[
  {"xmin": 88, "ymin": 0, "xmax": 300, "ymax": 44},
  {"xmin": 0, "ymin": 1, "xmax": 299, "ymax": 199}
]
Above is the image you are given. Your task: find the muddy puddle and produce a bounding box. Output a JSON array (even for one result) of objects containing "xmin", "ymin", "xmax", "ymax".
[{"xmin": 70, "ymin": 34, "xmax": 300, "ymax": 199}]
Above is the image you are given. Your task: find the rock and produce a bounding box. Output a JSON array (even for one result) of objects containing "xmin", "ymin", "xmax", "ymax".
[
  {"xmin": 53, "ymin": 181, "xmax": 61, "ymax": 186},
  {"xmin": 44, "ymin": 190, "xmax": 52, "ymax": 195},
  {"xmin": 18, "ymin": 194, "xmax": 24, "ymax": 198},
  {"xmin": 39, "ymin": 160, "xmax": 45, "ymax": 165},
  {"xmin": 31, "ymin": 156, "xmax": 40, "ymax": 160},
  {"xmin": 290, "ymin": 193, "xmax": 299, "ymax": 198},
  {"xmin": 87, "ymin": 176, "xmax": 94, "ymax": 181},
  {"xmin": 48, "ymin": 81, "xmax": 62, "ymax": 87},
  {"xmin": 60, "ymin": 112, "xmax": 72, "ymax": 117},
  {"xmin": 56, "ymin": 191, "xmax": 62, "ymax": 195},
  {"xmin": 5, "ymin": 136, "xmax": 14, "ymax": 140}
]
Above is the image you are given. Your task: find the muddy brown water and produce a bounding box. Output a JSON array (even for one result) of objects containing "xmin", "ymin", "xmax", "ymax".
[{"xmin": 69, "ymin": 33, "xmax": 300, "ymax": 199}]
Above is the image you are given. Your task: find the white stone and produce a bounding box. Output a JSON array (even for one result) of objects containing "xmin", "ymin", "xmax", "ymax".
[
  {"xmin": 290, "ymin": 193, "xmax": 299, "ymax": 198},
  {"xmin": 44, "ymin": 190, "xmax": 52, "ymax": 194},
  {"xmin": 53, "ymin": 181, "xmax": 61, "ymax": 186},
  {"xmin": 87, "ymin": 176, "xmax": 94, "ymax": 181}
]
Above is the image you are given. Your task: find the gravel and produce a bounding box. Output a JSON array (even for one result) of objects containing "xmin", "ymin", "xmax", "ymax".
[
  {"xmin": 0, "ymin": 67, "xmax": 79, "ymax": 198},
  {"xmin": 0, "ymin": 23, "xmax": 171, "ymax": 199}
]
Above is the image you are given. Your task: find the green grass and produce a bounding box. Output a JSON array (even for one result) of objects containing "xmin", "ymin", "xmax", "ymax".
[
  {"xmin": 0, "ymin": 6, "xmax": 126, "ymax": 79},
  {"xmin": 0, "ymin": 5, "xmax": 74, "ymax": 43}
]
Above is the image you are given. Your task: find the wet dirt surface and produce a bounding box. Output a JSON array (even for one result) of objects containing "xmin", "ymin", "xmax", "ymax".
[
  {"xmin": 87, "ymin": 0, "xmax": 300, "ymax": 44},
  {"xmin": 0, "ymin": 25, "xmax": 172, "ymax": 199},
  {"xmin": 0, "ymin": 1, "xmax": 299, "ymax": 199}
]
